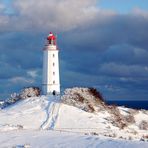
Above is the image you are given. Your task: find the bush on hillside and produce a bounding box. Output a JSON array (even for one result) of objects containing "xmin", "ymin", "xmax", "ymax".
[
  {"xmin": 88, "ymin": 87, "xmax": 104, "ymax": 102},
  {"xmin": 0, "ymin": 87, "xmax": 41, "ymax": 109},
  {"xmin": 139, "ymin": 120, "xmax": 148, "ymax": 130},
  {"xmin": 124, "ymin": 114, "xmax": 135, "ymax": 124},
  {"xmin": 19, "ymin": 87, "xmax": 41, "ymax": 99},
  {"xmin": 107, "ymin": 105, "xmax": 136, "ymax": 129},
  {"xmin": 61, "ymin": 87, "xmax": 105, "ymax": 113}
]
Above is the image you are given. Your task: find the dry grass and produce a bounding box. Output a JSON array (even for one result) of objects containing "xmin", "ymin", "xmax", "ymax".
[
  {"xmin": 124, "ymin": 114, "xmax": 135, "ymax": 124},
  {"xmin": 142, "ymin": 135, "xmax": 148, "ymax": 140},
  {"xmin": 88, "ymin": 88, "xmax": 104, "ymax": 102},
  {"xmin": 107, "ymin": 105, "xmax": 135, "ymax": 129},
  {"xmin": 20, "ymin": 87, "xmax": 41, "ymax": 99},
  {"xmin": 61, "ymin": 87, "xmax": 137, "ymax": 129},
  {"xmin": 73, "ymin": 93, "xmax": 85, "ymax": 103},
  {"xmin": 61, "ymin": 87, "xmax": 105, "ymax": 113},
  {"xmin": 139, "ymin": 120, "xmax": 148, "ymax": 130}
]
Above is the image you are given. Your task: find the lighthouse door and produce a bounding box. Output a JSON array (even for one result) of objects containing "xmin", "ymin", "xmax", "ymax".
[{"xmin": 52, "ymin": 90, "xmax": 56, "ymax": 96}]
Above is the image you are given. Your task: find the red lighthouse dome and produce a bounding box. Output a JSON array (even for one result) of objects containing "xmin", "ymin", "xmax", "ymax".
[{"xmin": 47, "ymin": 32, "xmax": 56, "ymax": 45}]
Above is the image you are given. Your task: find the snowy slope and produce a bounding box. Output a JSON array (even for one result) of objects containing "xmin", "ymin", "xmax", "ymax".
[
  {"xmin": 0, "ymin": 95, "xmax": 60, "ymax": 130},
  {"xmin": 0, "ymin": 93, "xmax": 148, "ymax": 147},
  {"xmin": 0, "ymin": 130, "xmax": 148, "ymax": 148}
]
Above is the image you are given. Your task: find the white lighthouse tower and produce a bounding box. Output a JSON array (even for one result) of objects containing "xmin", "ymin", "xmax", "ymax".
[{"xmin": 42, "ymin": 32, "xmax": 60, "ymax": 95}]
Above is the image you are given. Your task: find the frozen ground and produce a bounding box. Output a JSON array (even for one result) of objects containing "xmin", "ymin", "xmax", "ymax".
[
  {"xmin": 0, "ymin": 130, "xmax": 148, "ymax": 148},
  {"xmin": 0, "ymin": 94, "xmax": 148, "ymax": 147}
]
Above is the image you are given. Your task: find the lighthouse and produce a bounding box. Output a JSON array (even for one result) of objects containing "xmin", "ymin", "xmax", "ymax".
[{"xmin": 42, "ymin": 32, "xmax": 60, "ymax": 95}]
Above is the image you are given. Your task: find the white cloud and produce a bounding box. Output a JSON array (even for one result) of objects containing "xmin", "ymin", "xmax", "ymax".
[
  {"xmin": 0, "ymin": 0, "xmax": 117, "ymax": 32},
  {"xmin": 10, "ymin": 0, "xmax": 99, "ymax": 31},
  {"xmin": 27, "ymin": 70, "xmax": 38, "ymax": 78},
  {"xmin": 10, "ymin": 76, "xmax": 34, "ymax": 84},
  {"xmin": 0, "ymin": 0, "xmax": 147, "ymax": 32},
  {"xmin": 100, "ymin": 63, "xmax": 148, "ymax": 78}
]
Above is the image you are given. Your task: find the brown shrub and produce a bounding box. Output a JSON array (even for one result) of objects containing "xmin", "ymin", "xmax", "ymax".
[
  {"xmin": 108, "ymin": 105, "xmax": 132, "ymax": 129},
  {"xmin": 128, "ymin": 136, "xmax": 132, "ymax": 140},
  {"xmin": 88, "ymin": 88, "xmax": 104, "ymax": 102},
  {"xmin": 88, "ymin": 104, "xmax": 95, "ymax": 113},
  {"xmin": 139, "ymin": 120, "xmax": 148, "ymax": 130},
  {"xmin": 124, "ymin": 114, "xmax": 135, "ymax": 124},
  {"xmin": 73, "ymin": 93, "xmax": 84, "ymax": 103},
  {"xmin": 107, "ymin": 104, "xmax": 117, "ymax": 110},
  {"xmin": 107, "ymin": 105, "xmax": 136, "ymax": 129},
  {"xmin": 142, "ymin": 135, "xmax": 148, "ymax": 139},
  {"xmin": 91, "ymin": 132, "xmax": 98, "ymax": 135},
  {"xmin": 20, "ymin": 87, "xmax": 41, "ymax": 99}
]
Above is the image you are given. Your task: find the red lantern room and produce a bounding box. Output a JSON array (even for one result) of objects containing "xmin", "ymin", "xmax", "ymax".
[{"xmin": 47, "ymin": 32, "xmax": 56, "ymax": 45}]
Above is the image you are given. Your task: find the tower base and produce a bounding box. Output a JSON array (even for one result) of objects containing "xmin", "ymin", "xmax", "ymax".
[{"xmin": 42, "ymin": 84, "xmax": 60, "ymax": 95}]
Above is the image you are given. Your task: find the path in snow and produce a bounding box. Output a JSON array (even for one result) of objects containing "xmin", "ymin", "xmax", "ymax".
[{"xmin": 41, "ymin": 101, "xmax": 61, "ymax": 130}]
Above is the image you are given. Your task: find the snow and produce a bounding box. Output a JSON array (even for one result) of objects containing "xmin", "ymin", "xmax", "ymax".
[
  {"xmin": 135, "ymin": 111, "xmax": 148, "ymax": 125},
  {"xmin": 0, "ymin": 95, "xmax": 148, "ymax": 147},
  {"xmin": 0, "ymin": 130, "xmax": 148, "ymax": 148},
  {"xmin": 118, "ymin": 107, "xmax": 130, "ymax": 116},
  {"xmin": 0, "ymin": 100, "xmax": 4, "ymax": 107}
]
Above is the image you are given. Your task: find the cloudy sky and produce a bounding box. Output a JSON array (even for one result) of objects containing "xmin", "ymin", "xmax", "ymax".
[{"xmin": 0, "ymin": 0, "xmax": 148, "ymax": 100}]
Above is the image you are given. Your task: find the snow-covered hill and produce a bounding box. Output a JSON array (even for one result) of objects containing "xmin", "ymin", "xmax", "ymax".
[
  {"xmin": 0, "ymin": 87, "xmax": 148, "ymax": 147},
  {"xmin": 0, "ymin": 130, "xmax": 148, "ymax": 148}
]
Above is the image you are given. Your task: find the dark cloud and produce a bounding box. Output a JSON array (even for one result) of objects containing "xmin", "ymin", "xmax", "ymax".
[
  {"xmin": 58, "ymin": 12, "xmax": 148, "ymax": 100},
  {"xmin": 100, "ymin": 44, "xmax": 148, "ymax": 66},
  {"xmin": 0, "ymin": 1, "xmax": 148, "ymax": 100}
]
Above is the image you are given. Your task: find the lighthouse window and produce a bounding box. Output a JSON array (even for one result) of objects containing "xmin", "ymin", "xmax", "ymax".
[
  {"xmin": 53, "ymin": 80, "xmax": 55, "ymax": 84},
  {"xmin": 53, "ymin": 54, "xmax": 55, "ymax": 57},
  {"xmin": 53, "ymin": 63, "xmax": 55, "ymax": 66},
  {"xmin": 53, "ymin": 72, "xmax": 55, "ymax": 75}
]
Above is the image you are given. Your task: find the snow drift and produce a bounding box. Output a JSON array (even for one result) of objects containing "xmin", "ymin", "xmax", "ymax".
[{"xmin": 0, "ymin": 87, "xmax": 148, "ymax": 142}]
